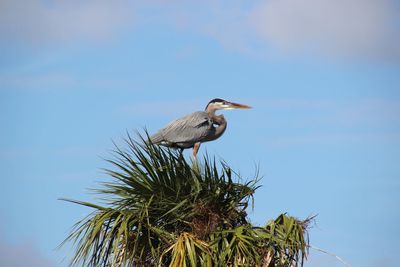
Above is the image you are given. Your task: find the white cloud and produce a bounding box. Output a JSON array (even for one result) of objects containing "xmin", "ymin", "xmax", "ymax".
[
  {"xmin": 250, "ymin": 0, "xmax": 400, "ymax": 61},
  {"xmin": 150, "ymin": 0, "xmax": 400, "ymax": 62},
  {"xmin": 0, "ymin": 0, "xmax": 133, "ymax": 43},
  {"xmin": 1, "ymin": 0, "xmax": 399, "ymax": 62}
]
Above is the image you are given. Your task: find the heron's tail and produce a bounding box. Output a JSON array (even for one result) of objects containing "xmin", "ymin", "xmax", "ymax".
[{"xmin": 147, "ymin": 133, "xmax": 164, "ymax": 145}]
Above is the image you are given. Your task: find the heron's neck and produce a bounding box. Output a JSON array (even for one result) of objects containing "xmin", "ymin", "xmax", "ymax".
[
  {"xmin": 205, "ymin": 105, "xmax": 216, "ymax": 115},
  {"xmin": 208, "ymin": 113, "xmax": 227, "ymax": 141}
]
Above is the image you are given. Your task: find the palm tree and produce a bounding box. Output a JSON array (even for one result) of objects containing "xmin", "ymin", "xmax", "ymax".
[{"xmin": 61, "ymin": 134, "xmax": 312, "ymax": 267}]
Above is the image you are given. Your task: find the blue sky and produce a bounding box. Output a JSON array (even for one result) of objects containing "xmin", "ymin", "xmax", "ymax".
[{"xmin": 1, "ymin": 1, "xmax": 399, "ymax": 266}]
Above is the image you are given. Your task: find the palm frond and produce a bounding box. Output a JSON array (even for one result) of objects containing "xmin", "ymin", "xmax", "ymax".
[{"xmin": 60, "ymin": 132, "xmax": 311, "ymax": 267}]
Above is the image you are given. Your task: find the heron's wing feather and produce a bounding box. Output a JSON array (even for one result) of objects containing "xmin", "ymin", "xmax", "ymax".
[{"xmin": 151, "ymin": 111, "xmax": 212, "ymax": 144}]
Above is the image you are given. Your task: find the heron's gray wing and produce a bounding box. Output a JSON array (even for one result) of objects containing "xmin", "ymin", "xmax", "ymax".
[{"xmin": 150, "ymin": 111, "xmax": 212, "ymax": 144}]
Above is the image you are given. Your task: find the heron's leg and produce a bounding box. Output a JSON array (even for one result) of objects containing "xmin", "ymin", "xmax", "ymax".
[
  {"xmin": 192, "ymin": 142, "xmax": 201, "ymax": 159},
  {"xmin": 176, "ymin": 147, "xmax": 184, "ymax": 161}
]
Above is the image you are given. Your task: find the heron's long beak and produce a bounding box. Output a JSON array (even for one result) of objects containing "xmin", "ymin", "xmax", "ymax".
[{"xmin": 227, "ymin": 101, "xmax": 252, "ymax": 109}]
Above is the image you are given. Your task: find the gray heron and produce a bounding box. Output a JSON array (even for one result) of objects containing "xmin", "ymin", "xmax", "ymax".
[{"xmin": 149, "ymin": 98, "xmax": 251, "ymax": 157}]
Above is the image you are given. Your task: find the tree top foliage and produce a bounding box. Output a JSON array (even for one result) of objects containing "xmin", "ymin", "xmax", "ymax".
[{"xmin": 61, "ymin": 133, "xmax": 312, "ymax": 267}]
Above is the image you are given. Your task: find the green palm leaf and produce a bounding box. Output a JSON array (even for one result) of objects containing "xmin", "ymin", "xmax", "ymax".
[{"xmin": 60, "ymin": 133, "xmax": 312, "ymax": 267}]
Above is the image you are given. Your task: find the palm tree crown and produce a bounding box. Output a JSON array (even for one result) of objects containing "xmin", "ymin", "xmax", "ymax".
[{"xmin": 61, "ymin": 134, "xmax": 311, "ymax": 267}]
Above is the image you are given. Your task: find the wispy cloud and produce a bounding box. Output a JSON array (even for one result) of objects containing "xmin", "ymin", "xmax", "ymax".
[
  {"xmin": 0, "ymin": 71, "xmax": 139, "ymax": 91},
  {"xmin": 261, "ymin": 97, "xmax": 400, "ymax": 128},
  {"xmin": 1, "ymin": 0, "xmax": 399, "ymax": 62},
  {"xmin": 268, "ymin": 132, "xmax": 400, "ymax": 147},
  {"xmin": 325, "ymin": 98, "xmax": 400, "ymax": 128},
  {"xmin": 251, "ymin": 97, "xmax": 400, "ymax": 146},
  {"xmin": 150, "ymin": 0, "xmax": 400, "ymax": 62},
  {"xmin": 0, "ymin": 72, "xmax": 76, "ymax": 91},
  {"xmin": 0, "ymin": 0, "xmax": 134, "ymax": 44},
  {"xmin": 249, "ymin": 0, "xmax": 400, "ymax": 62}
]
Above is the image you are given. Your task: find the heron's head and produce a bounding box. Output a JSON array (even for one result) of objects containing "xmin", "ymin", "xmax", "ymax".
[{"xmin": 205, "ymin": 98, "xmax": 252, "ymax": 112}]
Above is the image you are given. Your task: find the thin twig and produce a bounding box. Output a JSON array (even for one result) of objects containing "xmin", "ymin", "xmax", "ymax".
[{"xmin": 309, "ymin": 244, "xmax": 352, "ymax": 267}]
